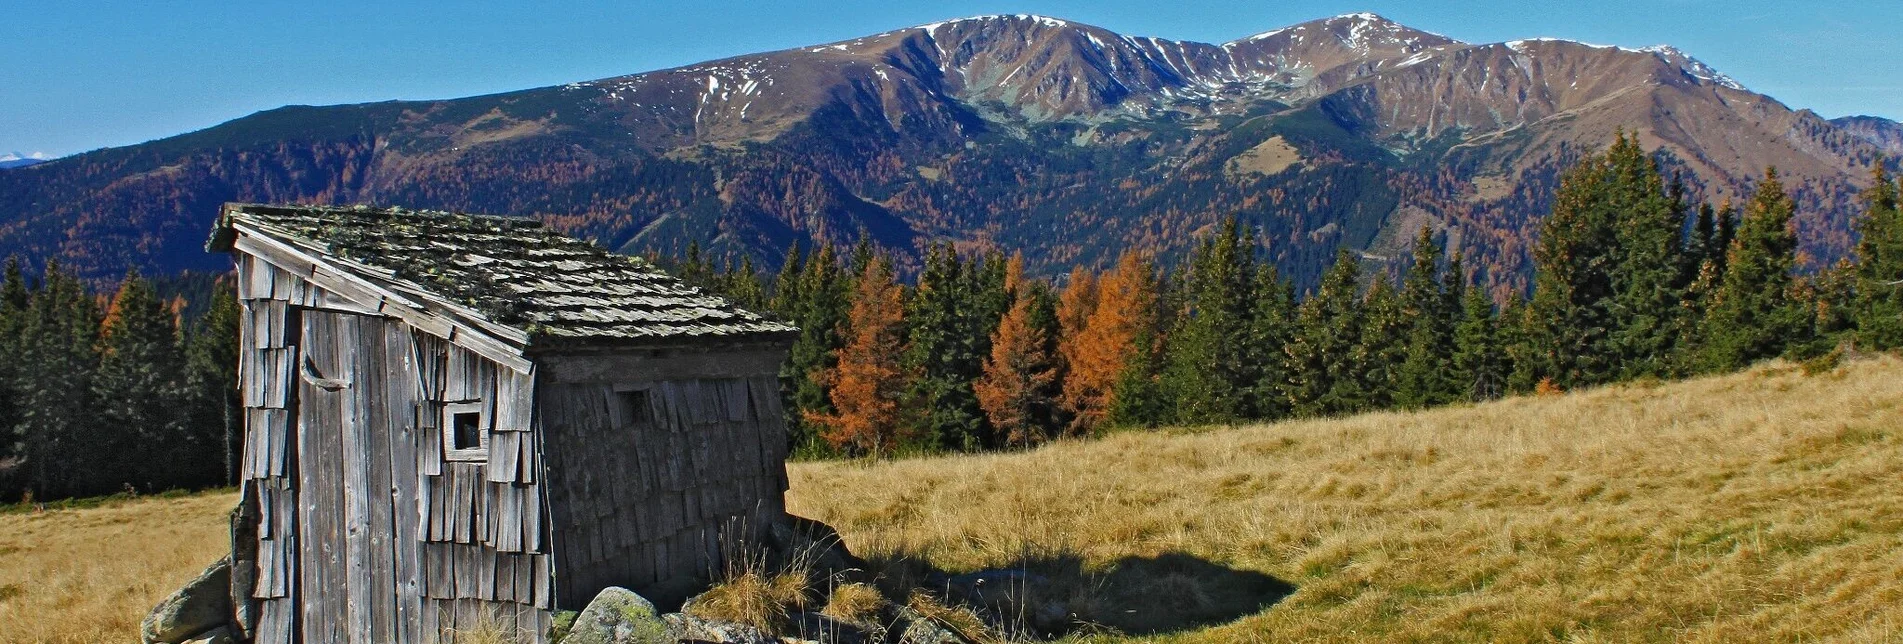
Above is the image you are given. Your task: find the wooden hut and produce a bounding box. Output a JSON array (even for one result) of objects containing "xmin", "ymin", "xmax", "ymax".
[{"xmin": 208, "ymin": 203, "xmax": 799, "ymax": 643}]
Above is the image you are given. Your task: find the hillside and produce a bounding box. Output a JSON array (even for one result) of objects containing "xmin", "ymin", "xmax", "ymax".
[
  {"xmin": 6, "ymin": 357, "xmax": 1902, "ymax": 642},
  {"xmin": 0, "ymin": 13, "xmax": 1894, "ymax": 290},
  {"xmin": 787, "ymin": 357, "xmax": 1903, "ymax": 640}
]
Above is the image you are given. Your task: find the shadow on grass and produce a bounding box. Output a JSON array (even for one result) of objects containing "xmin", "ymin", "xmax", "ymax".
[{"xmin": 869, "ymin": 549, "xmax": 1295, "ymax": 639}]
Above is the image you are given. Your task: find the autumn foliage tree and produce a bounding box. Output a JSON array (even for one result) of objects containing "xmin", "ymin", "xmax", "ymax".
[
  {"xmin": 975, "ymin": 256, "xmax": 1060, "ymax": 447},
  {"xmin": 1058, "ymin": 250, "xmax": 1156, "ymax": 434},
  {"xmin": 806, "ymin": 257, "xmax": 914, "ymax": 457}
]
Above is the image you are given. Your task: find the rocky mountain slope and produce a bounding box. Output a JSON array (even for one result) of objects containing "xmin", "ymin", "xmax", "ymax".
[{"xmin": 0, "ymin": 13, "xmax": 1893, "ymax": 290}]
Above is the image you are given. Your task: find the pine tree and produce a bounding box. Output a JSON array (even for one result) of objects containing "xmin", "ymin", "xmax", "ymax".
[
  {"xmin": 1059, "ymin": 251, "xmax": 1156, "ymax": 434},
  {"xmin": 1393, "ymin": 228, "xmax": 1459, "ymax": 409},
  {"xmin": 900, "ymin": 245, "xmax": 986, "ymax": 451},
  {"xmin": 1697, "ymin": 169, "xmax": 1808, "ymax": 371},
  {"xmin": 1498, "ymin": 294, "xmax": 1539, "ymax": 395},
  {"xmin": 1246, "ymin": 262, "xmax": 1296, "ymax": 420},
  {"xmin": 1452, "ymin": 287, "xmax": 1504, "ymax": 401},
  {"xmin": 1604, "ymin": 137, "xmax": 1691, "ymax": 379},
  {"xmin": 1852, "ymin": 166, "xmax": 1903, "ymax": 349},
  {"xmin": 1530, "ymin": 144, "xmax": 1621, "ymax": 388},
  {"xmin": 95, "ymin": 269, "xmax": 189, "ymax": 491},
  {"xmin": 1356, "ymin": 275, "xmax": 1407, "ymax": 410},
  {"xmin": 1287, "ymin": 249, "xmax": 1365, "ymax": 416},
  {"xmin": 1158, "ymin": 218, "xmax": 1256, "ymax": 424},
  {"xmin": 18, "ymin": 261, "xmax": 102, "ymax": 498},
  {"xmin": 974, "ymin": 260, "xmax": 1060, "ymax": 448},
  {"xmin": 806, "ymin": 257, "xmax": 913, "ymax": 457},
  {"xmin": 0, "ymin": 258, "xmax": 26, "ymax": 498},
  {"xmin": 782, "ymin": 245, "xmax": 849, "ymax": 457},
  {"xmin": 183, "ymin": 280, "xmax": 242, "ymax": 486}
]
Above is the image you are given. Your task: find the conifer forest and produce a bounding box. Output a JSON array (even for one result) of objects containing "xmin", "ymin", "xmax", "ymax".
[{"xmin": 4, "ymin": 134, "xmax": 1902, "ymax": 500}]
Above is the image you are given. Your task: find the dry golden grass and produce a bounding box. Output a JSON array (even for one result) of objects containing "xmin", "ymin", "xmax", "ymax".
[
  {"xmin": 0, "ymin": 491, "xmax": 238, "ymax": 644},
  {"xmin": 820, "ymin": 581, "xmax": 886, "ymax": 624},
  {"xmin": 788, "ymin": 358, "xmax": 1903, "ymax": 642},
  {"xmin": 10, "ymin": 358, "xmax": 1903, "ymax": 642}
]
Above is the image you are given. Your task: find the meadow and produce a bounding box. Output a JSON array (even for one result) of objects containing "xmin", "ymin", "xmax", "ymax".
[{"xmin": 5, "ymin": 357, "xmax": 1903, "ymax": 642}]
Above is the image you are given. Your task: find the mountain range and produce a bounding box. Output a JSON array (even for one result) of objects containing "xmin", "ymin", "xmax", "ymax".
[
  {"xmin": 0, "ymin": 153, "xmax": 48, "ymax": 170},
  {"xmin": 0, "ymin": 12, "xmax": 1895, "ymax": 291}
]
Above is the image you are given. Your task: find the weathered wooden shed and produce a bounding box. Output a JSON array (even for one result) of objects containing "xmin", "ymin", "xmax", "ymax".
[{"xmin": 208, "ymin": 203, "xmax": 799, "ymax": 643}]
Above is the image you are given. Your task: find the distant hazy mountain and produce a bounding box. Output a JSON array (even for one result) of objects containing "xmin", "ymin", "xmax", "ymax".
[
  {"xmin": 0, "ymin": 153, "xmax": 48, "ymax": 170},
  {"xmin": 0, "ymin": 13, "xmax": 1892, "ymax": 290}
]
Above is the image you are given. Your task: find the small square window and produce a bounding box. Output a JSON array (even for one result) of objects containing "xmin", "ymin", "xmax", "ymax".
[{"xmin": 442, "ymin": 401, "xmax": 487, "ymax": 462}]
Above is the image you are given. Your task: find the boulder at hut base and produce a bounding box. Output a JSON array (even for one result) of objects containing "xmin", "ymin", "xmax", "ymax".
[
  {"xmin": 562, "ymin": 587, "xmax": 670, "ymax": 644},
  {"xmin": 142, "ymin": 557, "xmax": 233, "ymax": 644}
]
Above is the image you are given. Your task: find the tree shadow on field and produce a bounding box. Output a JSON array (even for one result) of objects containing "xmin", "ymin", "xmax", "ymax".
[{"xmin": 871, "ymin": 549, "xmax": 1295, "ymax": 639}]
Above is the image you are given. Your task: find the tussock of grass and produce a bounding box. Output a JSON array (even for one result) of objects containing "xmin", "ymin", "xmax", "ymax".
[
  {"xmin": 686, "ymin": 540, "xmax": 815, "ymax": 632},
  {"xmin": 820, "ymin": 582, "xmax": 884, "ymax": 624},
  {"xmin": 788, "ymin": 357, "xmax": 1903, "ymax": 641}
]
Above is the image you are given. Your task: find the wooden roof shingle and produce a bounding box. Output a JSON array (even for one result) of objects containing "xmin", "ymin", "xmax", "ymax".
[{"xmin": 208, "ymin": 203, "xmax": 797, "ymax": 349}]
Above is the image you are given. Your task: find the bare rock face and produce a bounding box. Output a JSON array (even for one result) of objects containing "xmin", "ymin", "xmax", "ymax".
[
  {"xmin": 141, "ymin": 558, "xmax": 233, "ymax": 644},
  {"xmin": 562, "ymin": 587, "xmax": 670, "ymax": 644}
]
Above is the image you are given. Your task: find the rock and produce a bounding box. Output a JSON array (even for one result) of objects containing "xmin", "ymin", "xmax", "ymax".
[
  {"xmin": 141, "ymin": 557, "xmax": 233, "ymax": 644},
  {"xmin": 891, "ymin": 607, "xmax": 969, "ymax": 644},
  {"xmin": 181, "ymin": 625, "xmax": 236, "ymax": 644},
  {"xmin": 784, "ymin": 611, "xmax": 878, "ymax": 644},
  {"xmin": 562, "ymin": 587, "xmax": 670, "ymax": 644},
  {"xmin": 662, "ymin": 613, "xmax": 777, "ymax": 643}
]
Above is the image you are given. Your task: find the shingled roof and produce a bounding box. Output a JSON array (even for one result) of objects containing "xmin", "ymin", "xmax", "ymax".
[{"xmin": 207, "ymin": 203, "xmax": 796, "ymax": 349}]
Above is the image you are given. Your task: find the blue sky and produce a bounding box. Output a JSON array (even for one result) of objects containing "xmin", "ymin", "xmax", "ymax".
[{"xmin": 3, "ymin": 0, "xmax": 1899, "ymax": 158}]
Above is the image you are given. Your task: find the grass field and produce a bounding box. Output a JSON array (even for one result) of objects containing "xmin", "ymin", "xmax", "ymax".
[{"xmin": 5, "ymin": 358, "xmax": 1903, "ymax": 642}]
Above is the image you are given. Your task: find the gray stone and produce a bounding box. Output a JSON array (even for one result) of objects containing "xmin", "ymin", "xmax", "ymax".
[
  {"xmin": 562, "ymin": 587, "xmax": 670, "ymax": 644},
  {"xmin": 892, "ymin": 607, "xmax": 969, "ymax": 644},
  {"xmin": 784, "ymin": 611, "xmax": 877, "ymax": 644},
  {"xmin": 181, "ymin": 625, "xmax": 236, "ymax": 644},
  {"xmin": 662, "ymin": 613, "xmax": 777, "ymax": 643},
  {"xmin": 141, "ymin": 557, "xmax": 233, "ymax": 644}
]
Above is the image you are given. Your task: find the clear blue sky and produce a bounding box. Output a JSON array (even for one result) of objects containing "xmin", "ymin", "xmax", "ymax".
[{"xmin": 4, "ymin": 0, "xmax": 1899, "ymax": 158}]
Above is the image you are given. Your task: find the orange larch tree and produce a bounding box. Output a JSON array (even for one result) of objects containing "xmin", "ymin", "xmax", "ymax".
[
  {"xmin": 974, "ymin": 258, "xmax": 1059, "ymax": 448},
  {"xmin": 1059, "ymin": 250, "xmax": 1156, "ymax": 434},
  {"xmin": 805, "ymin": 257, "xmax": 913, "ymax": 456}
]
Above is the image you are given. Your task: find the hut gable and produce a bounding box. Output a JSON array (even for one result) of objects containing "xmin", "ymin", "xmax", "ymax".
[{"xmin": 211, "ymin": 203, "xmax": 797, "ymax": 643}]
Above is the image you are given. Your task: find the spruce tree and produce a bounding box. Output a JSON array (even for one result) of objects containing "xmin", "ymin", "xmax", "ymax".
[
  {"xmin": 900, "ymin": 245, "xmax": 986, "ymax": 451},
  {"xmin": 18, "ymin": 262, "xmax": 101, "ymax": 498},
  {"xmin": 1852, "ymin": 167, "xmax": 1903, "ymax": 349},
  {"xmin": 0, "ymin": 258, "xmax": 25, "ymax": 498},
  {"xmin": 1603, "ymin": 136, "xmax": 1691, "ymax": 379},
  {"xmin": 1393, "ymin": 228, "xmax": 1459, "ymax": 409},
  {"xmin": 183, "ymin": 281, "xmax": 242, "ymax": 486},
  {"xmin": 1246, "ymin": 262, "xmax": 1296, "ymax": 420},
  {"xmin": 1356, "ymin": 275, "xmax": 1407, "ymax": 410},
  {"xmin": 1452, "ymin": 287, "xmax": 1504, "ymax": 401},
  {"xmin": 782, "ymin": 245, "xmax": 849, "ymax": 457},
  {"xmin": 1287, "ymin": 249, "xmax": 1365, "ymax": 416},
  {"xmin": 95, "ymin": 269, "xmax": 188, "ymax": 491},
  {"xmin": 1158, "ymin": 218, "xmax": 1255, "ymax": 424},
  {"xmin": 1697, "ymin": 169, "xmax": 1808, "ymax": 371},
  {"xmin": 1530, "ymin": 145, "xmax": 1620, "ymax": 388}
]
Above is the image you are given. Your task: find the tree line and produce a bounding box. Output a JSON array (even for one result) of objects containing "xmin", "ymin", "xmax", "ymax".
[
  {"xmin": 7, "ymin": 133, "xmax": 1903, "ymax": 500},
  {"xmin": 0, "ymin": 263, "xmax": 240, "ymax": 502},
  {"xmin": 673, "ymin": 134, "xmax": 1903, "ymax": 457}
]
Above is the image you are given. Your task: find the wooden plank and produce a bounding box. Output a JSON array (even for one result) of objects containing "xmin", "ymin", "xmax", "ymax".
[
  {"xmin": 337, "ymin": 313, "xmax": 376, "ymax": 644},
  {"xmin": 532, "ymin": 554, "xmax": 551, "ymax": 610},
  {"xmin": 384, "ymin": 321, "xmax": 425, "ymax": 644},
  {"xmin": 297, "ymin": 311, "xmax": 349, "ymax": 644}
]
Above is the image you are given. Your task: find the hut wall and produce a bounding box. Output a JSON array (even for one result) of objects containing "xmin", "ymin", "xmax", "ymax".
[
  {"xmin": 234, "ymin": 250, "xmax": 553, "ymax": 643},
  {"xmin": 536, "ymin": 347, "xmax": 790, "ymax": 609}
]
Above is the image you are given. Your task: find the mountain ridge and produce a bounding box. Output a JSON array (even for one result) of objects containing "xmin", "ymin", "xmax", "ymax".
[{"xmin": 0, "ymin": 12, "xmax": 1893, "ymax": 290}]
